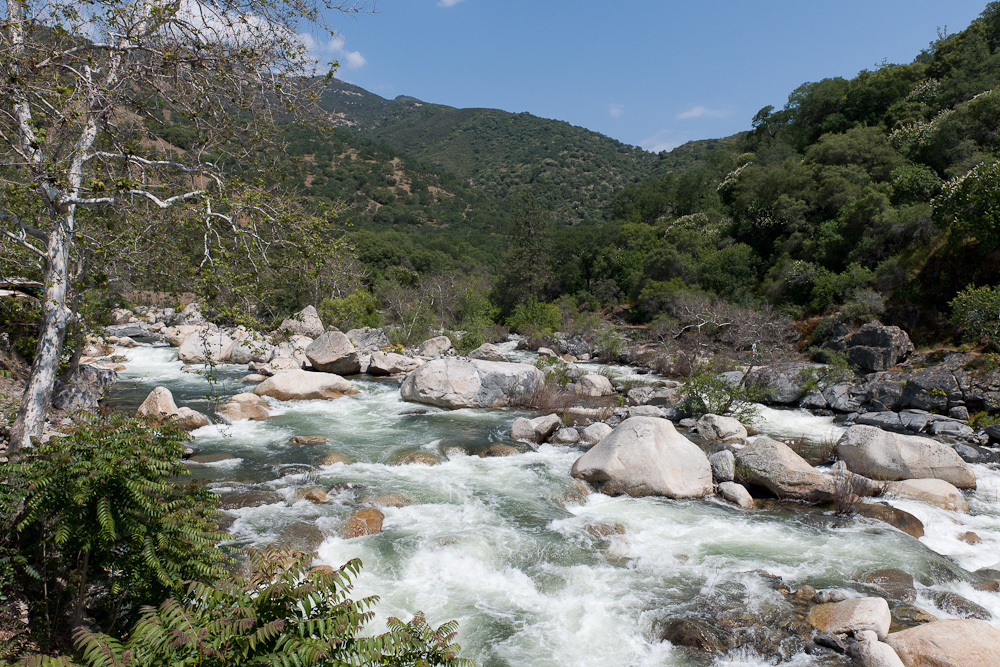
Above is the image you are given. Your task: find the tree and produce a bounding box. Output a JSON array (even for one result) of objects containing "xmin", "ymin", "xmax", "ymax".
[
  {"xmin": 1, "ymin": 0, "xmax": 364, "ymax": 451},
  {"xmin": 934, "ymin": 160, "xmax": 1000, "ymax": 252}
]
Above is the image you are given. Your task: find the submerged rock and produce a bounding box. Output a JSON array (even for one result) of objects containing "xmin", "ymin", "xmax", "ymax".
[
  {"xmin": 344, "ymin": 508, "xmax": 384, "ymax": 538},
  {"xmin": 570, "ymin": 416, "xmax": 712, "ymax": 498},
  {"xmin": 807, "ymin": 597, "xmax": 891, "ymax": 640},
  {"xmin": 885, "ymin": 478, "xmax": 970, "ymax": 512},
  {"xmin": 216, "ymin": 393, "xmax": 270, "ymax": 422}
]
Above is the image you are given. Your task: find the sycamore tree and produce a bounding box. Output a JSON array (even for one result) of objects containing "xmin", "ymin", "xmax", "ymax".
[{"xmin": 1, "ymin": 0, "xmax": 363, "ymax": 451}]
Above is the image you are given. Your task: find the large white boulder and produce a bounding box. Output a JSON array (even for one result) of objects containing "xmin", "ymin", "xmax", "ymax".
[
  {"xmin": 575, "ymin": 374, "xmax": 614, "ymax": 397},
  {"xmin": 178, "ymin": 331, "xmax": 234, "ymax": 364},
  {"xmin": 253, "ymin": 369, "xmax": 359, "ymax": 401},
  {"xmin": 136, "ymin": 386, "xmax": 209, "ymax": 431},
  {"xmin": 305, "ymin": 331, "xmax": 361, "ymax": 375},
  {"xmin": 418, "ymin": 335, "xmax": 452, "ymax": 358},
  {"xmin": 278, "ymin": 305, "xmax": 324, "ymax": 338},
  {"xmin": 835, "ymin": 425, "xmax": 976, "ymax": 489},
  {"xmin": 468, "ymin": 343, "xmax": 508, "ymax": 362},
  {"xmin": 400, "ymin": 358, "xmax": 544, "ymax": 409},
  {"xmin": 735, "ymin": 437, "xmax": 837, "ymax": 501},
  {"xmin": 227, "ymin": 330, "xmax": 273, "ymax": 365},
  {"xmin": 368, "ymin": 351, "xmax": 424, "ymax": 376},
  {"xmin": 569, "ymin": 416, "xmax": 712, "ymax": 498},
  {"xmin": 886, "ymin": 619, "xmax": 1000, "ymax": 667},
  {"xmin": 807, "ymin": 597, "xmax": 892, "ymax": 640},
  {"xmin": 696, "ymin": 414, "xmax": 748, "ymax": 444}
]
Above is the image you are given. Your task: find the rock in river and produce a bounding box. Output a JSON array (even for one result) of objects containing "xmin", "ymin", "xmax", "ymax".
[
  {"xmin": 570, "ymin": 416, "xmax": 712, "ymax": 498},
  {"xmin": 835, "ymin": 425, "xmax": 976, "ymax": 489},
  {"xmin": 253, "ymin": 369, "xmax": 359, "ymax": 401},
  {"xmin": 400, "ymin": 358, "xmax": 544, "ymax": 409}
]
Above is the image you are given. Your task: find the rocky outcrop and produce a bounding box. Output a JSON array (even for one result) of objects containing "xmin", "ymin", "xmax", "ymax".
[
  {"xmin": 746, "ymin": 364, "xmax": 814, "ymax": 404},
  {"xmin": 345, "ymin": 327, "xmax": 389, "ymax": 354},
  {"xmin": 367, "ymin": 351, "xmax": 424, "ymax": 376},
  {"xmin": 735, "ymin": 437, "xmax": 838, "ymax": 501},
  {"xmin": 278, "ymin": 305, "xmax": 324, "ymax": 338},
  {"xmin": 886, "ymin": 619, "xmax": 1000, "ymax": 667},
  {"xmin": 305, "ymin": 331, "xmax": 361, "ymax": 375},
  {"xmin": 400, "ymin": 359, "xmax": 544, "ymax": 409},
  {"xmin": 253, "ymin": 370, "xmax": 359, "ymax": 401},
  {"xmin": 510, "ymin": 414, "xmax": 563, "ymax": 443},
  {"xmin": 51, "ymin": 364, "xmax": 117, "ymax": 412},
  {"xmin": 835, "ymin": 425, "xmax": 976, "ymax": 489},
  {"xmin": 807, "ymin": 597, "xmax": 891, "ymax": 640},
  {"xmin": 570, "ymin": 417, "xmax": 712, "ymax": 498},
  {"xmin": 828, "ymin": 322, "xmax": 914, "ymax": 372}
]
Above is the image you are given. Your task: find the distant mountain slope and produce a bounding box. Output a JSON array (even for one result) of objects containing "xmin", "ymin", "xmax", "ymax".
[{"xmin": 318, "ymin": 79, "xmax": 666, "ymax": 225}]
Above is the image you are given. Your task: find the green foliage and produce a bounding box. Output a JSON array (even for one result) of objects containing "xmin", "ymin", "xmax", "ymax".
[
  {"xmin": 0, "ymin": 299, "xmax": 40, "ymax": 361},
  {"xmin": 934, "ymin": 160, "xmax": 1000, "ymax": 252},
  {"xmin": 1, "ymin": 414, "xmax": 229, "ymax": 645},
  {"xmin": 320, "ymin": 289, "xmax": 382, "ymax": 331},
  {"xmin": 64, "ymin": 548, "xmax": 470, "ymax": 667},
  {"xmin": 950, "ymin": 284, "xmax": 1000, "ymax": 350},
  {"xmin": 507, "ymin": 300, "xmax": 562, "ymax": 338},
  {"xmin": 679, "ymin": 365, "xmax": 762, "ymax": 423}
]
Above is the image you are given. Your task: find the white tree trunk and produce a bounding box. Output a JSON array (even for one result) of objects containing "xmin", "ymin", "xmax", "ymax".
[{"xmin": 9, "ymin": 212, "xmax": 74, "ymax": 452}]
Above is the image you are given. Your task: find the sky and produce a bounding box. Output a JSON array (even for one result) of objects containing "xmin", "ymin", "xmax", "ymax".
[{"xmin": 308, "ymin": 0, "xmax": 991, "ymax": 153}]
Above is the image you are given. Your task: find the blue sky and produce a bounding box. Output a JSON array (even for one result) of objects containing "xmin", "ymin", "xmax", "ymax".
[{"xmin": 313, "ymin": 1, "xmax": 990, "ymax": 152}]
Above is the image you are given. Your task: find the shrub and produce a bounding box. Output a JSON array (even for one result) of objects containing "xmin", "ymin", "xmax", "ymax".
[
  {"xmin": 0, "ymin": 414, "xmax": 229, "ymax": 647},
  {"xmin": 507, "ymin": 300, "xmax": 562, "ymax": 337},
  {"xmin": 950, "ymin": 284, "xmax": 1000, "ymax": 351},
  {"xmin": 319, "ymin": 289, "xmax": 382, "ymax": 331},
  {"xmin": 679, "ymin": 364, "xmax": 762, "ymax": 423}
]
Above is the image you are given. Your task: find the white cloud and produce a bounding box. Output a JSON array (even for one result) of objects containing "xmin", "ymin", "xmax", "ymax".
[
  {"xmin": 639, "ymin": 129, "xmax": 687, "ymax": 154},
  {"xmin": 676, "ymin": 106, "xmax": 730, "ymax": 120},
  {"xmin": 438, "ymin": 0, "xmax": 465, "ymax": 6},
  {"xmin": 300, "ymin": 33, "xmax": 367, "ymax": 70},
  {"xmin": 609, "ymin": 103, "xmax": 624, "ymax": 118}
]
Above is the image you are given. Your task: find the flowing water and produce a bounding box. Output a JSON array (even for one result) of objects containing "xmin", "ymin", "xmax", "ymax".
[{"xmin": 107, "ymin": 345, "xmax": 1000, "ymax": 667}]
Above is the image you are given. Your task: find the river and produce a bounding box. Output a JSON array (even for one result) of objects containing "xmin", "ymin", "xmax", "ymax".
[{"xmin": 107, "ymin": 344, "xmax": 1000, "ymax": 667}]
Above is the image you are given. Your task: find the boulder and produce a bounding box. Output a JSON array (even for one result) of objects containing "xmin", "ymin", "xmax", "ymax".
[
  {"xmin": 569, "ymin": 417, "xmax": 713, "ymax": 498},
  {"xmin": 253, "ymin": 370, "xmax": 360, "ymax": 401},
  {"xmin": 854, "ymin": 631, "xmax": 905, "ymax": 667},
  {"xmin": 860, "ymin": 569, "xmax": 916, "ymax": 604},
  {"xmin": 368, "ymin": 351, "xmax": 424, "ymax": 376},
  {"xmin": 835, "ymin": 426, "xmax": 976, "ymax": 489},
  {"xmin": 468, "ymin": 343, "xmax": 508, "ymax": 362},
  {"xmin": 746, "ymin": 364, "xmax": 813, "ymax": 404},
  {"xmin": 510, "ymin": 413, "xmax": 563, "ymax": 443},
  {"xmin": 305, "ymin": 331, "xmax": 361, "ymax": 375},
  {"xmin": 709, "ymin": 449, "xmax": 736, "ymax": 482},
  {"xmin": 172, "ymin": 407, "xmax": 210, "ymax": 431},
  {"xmin": 696, "ymin": 414, "xmax": 748, "ymax": 444},
  {"xmin": 718, "ymin": 481, "xmax": 755, "ymax": 509},
  {"xmin": 580, "ymin": 422, "xmax": 613, "ymax": 446},
  {"xmin": 841, "ymin": 322, "xmax": 915, "ymax": 372},
  {"xmin": 575, "ymin": 374, "xmax": 614, "ymax": 397},
  {"xmin": 885, "ymin": 478, "xmax": 970, "ymax": 512},
  {"xmin": 178, "ymin": 331, "xmax": 234, "ymax": 364},
  {"xmin": 345, "ymin": 327, "xmax": 389, "ymax": 354},
  {"xmin": 216, "ymin": 393, "xmax": 271, "ymax": 423},
  {"xmin": 417, "ymin": 335, "xmax": 452, "ymax": 358},
  {"xmin": 227, "ymin": 330, "xmax": 273, "ymax": 365},
  {"xmin": 137, "ymin": 386, "xmax": 179, "ymax": 419},
  {"xmin": 51, "ymin": 364, "xmax": 118, "ymax": 412},
  {"xmin": 400, "ymin": 359, "xmax": 545, "ymax": 410},
  {"xmin": 630, "ymin": 405, "xmax": 666, "ymax": 418},
  {"xmin": 886, "ymin": 619, "xmax": 1000, "ymax": 667},
  {"xmin": 549, "ymin": 427, "xmax": 580, "ymax": 444},
  {"xmin": 807, "ymin": 597, "xmax": 891, "ymax": 640},
  {"xmin": 734, "ymin": 437, "xmax": 837, "ymax": 501},
  {"xmin": 277, "ymin": 305, "xmax": 324, "ymax": 338},
  {"xmin": 163, "ymin": 324, "xmax": 202, "ymax": 348}
]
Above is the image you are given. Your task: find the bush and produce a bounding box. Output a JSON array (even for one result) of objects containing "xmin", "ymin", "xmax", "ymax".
[
  {"xmin": 0, "ymin": 414, "xmax": 228, "ymax": 648},
  {"xmin": 507, "ymin": 300, "xmax": 562, "ymax": 337},
  {"xmin": 679, "ymin": 364, "xmax": 762, "ymax": 423},
  {"xmin": 319, "ymin": 289, "xmax": 382, "ymax": 331},
  {"xmin": 950, "ymin": 284, "xmax": 1000, "ymax": 350}
]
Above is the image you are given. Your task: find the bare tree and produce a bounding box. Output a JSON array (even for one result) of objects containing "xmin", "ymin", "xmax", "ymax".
[{"xmin": 1, "ymin": 0, "xmax": 365, "ymax": 450}]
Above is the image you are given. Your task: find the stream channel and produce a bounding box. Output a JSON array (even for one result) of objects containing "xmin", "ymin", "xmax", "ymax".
[{"xmin": 105, "ymin": 343, "xmax": 1000, "ymax": 667}]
